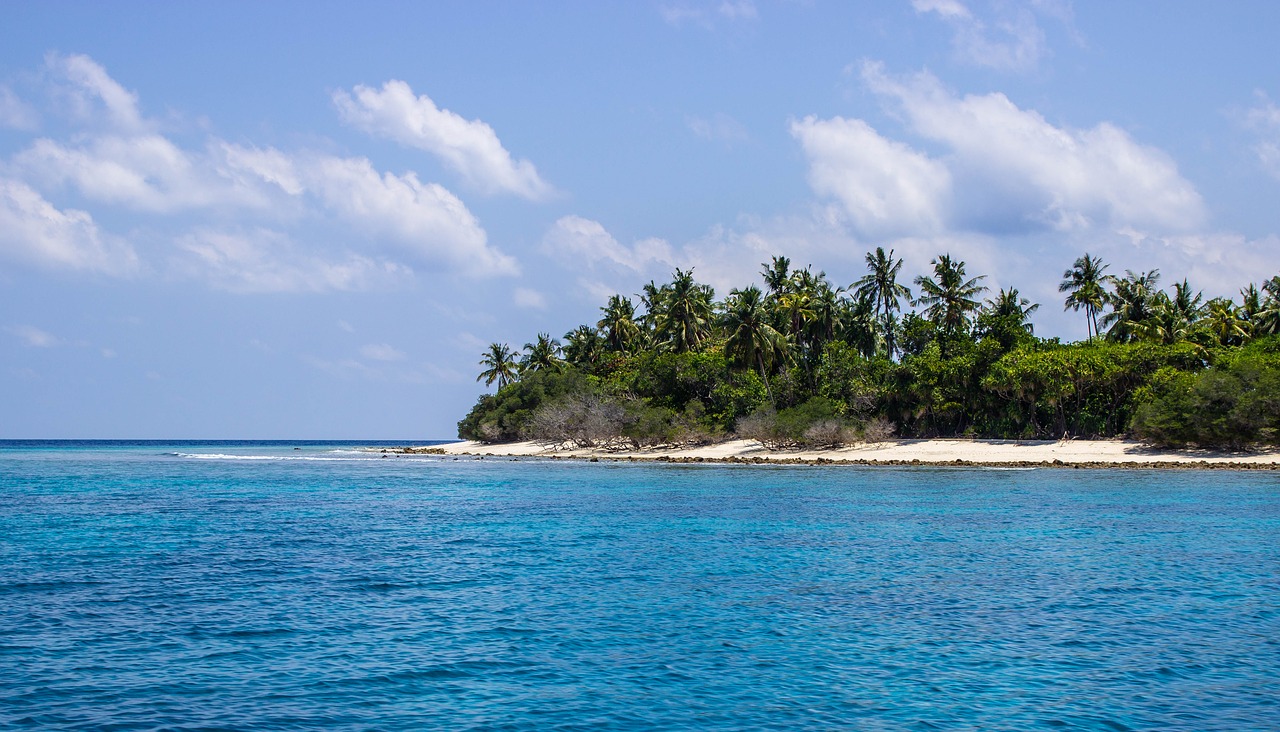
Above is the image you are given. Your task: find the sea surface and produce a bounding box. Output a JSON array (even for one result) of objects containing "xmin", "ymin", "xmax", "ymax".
[{"xmin": 1, "ymin": 441, "xmax": 1278, "ymax": 730}]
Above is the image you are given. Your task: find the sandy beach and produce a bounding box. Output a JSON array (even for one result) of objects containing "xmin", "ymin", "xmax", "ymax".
[{"xmin": 390, "ymin": 438, "xmax": 1280, "ymax": 469}]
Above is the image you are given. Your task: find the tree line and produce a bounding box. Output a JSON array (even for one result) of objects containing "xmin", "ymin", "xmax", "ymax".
[{"xmin": 461, "ymin": 250, "xmax": 1280, "ymax": 450}]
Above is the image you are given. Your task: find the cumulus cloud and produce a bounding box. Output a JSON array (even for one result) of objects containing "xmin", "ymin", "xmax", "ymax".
[
  {"xmin": 1, "ymin": 54, "xmax": 518, "ymax": 285},
  {"xmin": 911, "ymin": 0, "xmax": 1050, "ymax": 72},
  {"xmin": 861, "ymin": 63, "xmax": 1205, "ymax": 232},
  {"xmin": 304, "ymin": 155, "xmax": 517, "ymax": 276},
  {"xmin": 790, "ymin": 116, "xmax": 951, "ymax": 238},
  {"xmin": 333, "ymin": 80, "xmax": 552, "ymax": 199},
  {"xmin": 541, "ymin": 215, "xmax": 676, "ymax": 273},
  {"xmin": 174, "ymin": 228, "xmax": 410, "ymax": 293},
  {"xmin": 0, "ymin": 178, "xmax": 139, "ymax": 275},
  {"xmin": 1106, "ymin": 229, "xmax": 1280, "ymax": 298},
  {"xmin": 795, "ymin": 64, "xmax": 1205, "ymax": 241},
  {"xmin": 15, "ymin": 135, "xmax": 282, "ymax": 214}
]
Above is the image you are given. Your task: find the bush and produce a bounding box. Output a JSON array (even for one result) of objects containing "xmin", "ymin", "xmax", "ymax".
[
  {"xmin": 736, "ymin": 397, "xmax": 857, "ymax": 448},
  {"xmin": 1130, "ymin": 354, "xmax": 1280, "ymax": 449},
  {"xmin": 457, "ymin": 369, "xmax": 594, "ymax": 442},
  {"xmin": 522, "ymin": 393, "xmax": 629, "ymax": 448},
  {"xmin": 859, "ymin": 416, "xmax": 897, "ymax": 443}
]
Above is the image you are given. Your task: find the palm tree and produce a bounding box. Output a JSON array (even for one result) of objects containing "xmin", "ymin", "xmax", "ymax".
[
  {"xmin": 982, "ymin": 287, "xmax": 1039, "ymax": 335},
  {"xmin": 519, "ymin": 333, "xmax": 563, "ymax": 373},
  {"xmin": 854, "ymin": 247, "xmax": 912, "ymax": 358},
  {"xmin": 840, "ymin": 290, "xmax": 881, "ymax": 358},
  {"xmin": 1101, "ymin": 270, "xmax": 1160, "ymax": 342},
  {"xmin": 1202, "ymin": 298, "xmax": 1250, "ymax": 347},
  {"xmin": 722, "ymin": 286, "xmax": 789, "ymax": 403},
  {"xmin": 1253, "ymin": 276, "xmax": 1280, "ymax": 337},
  {"xmin": 477, "ymin": 343, "xmax": 518, "ymax": 390},
  {"xmin": 562, "ymin": 325, "xmax": 604, "ymax": 369},
  {"xmin": 1059, "ymin": 253, "xmax": 1109, "ymax": 342},
  {"xmin": 1137, "ymin": 279, "xmax": 1202, "ymax": 345},
  {"xmin": 914, "ymin": 254, "xmax": 988, "ymax": 355},
  {"xmin": 760, "ymin": 256, "xmax": 791, "ymax": 297},
  {"xmin": 638, "ymin": 280, "xmax": 664, "ymax": 337},
  {"xmin": 653, "ymin": 268, "xmax": 714, "ymax": 353},
  {"xmin": 598, "ymin": 295, "xmax": 641, "ymax": 353}
]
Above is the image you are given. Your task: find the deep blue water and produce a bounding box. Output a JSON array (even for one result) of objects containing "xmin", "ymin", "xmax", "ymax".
[{"xmin": 1, "ymin": 442, "xmax": 1278, "ymax": 730}]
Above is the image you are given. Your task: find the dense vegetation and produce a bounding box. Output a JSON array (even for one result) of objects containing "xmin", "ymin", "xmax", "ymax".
[{"xmin": 461, "ymin": 251, "xmax": 1280, "ymax": 450}]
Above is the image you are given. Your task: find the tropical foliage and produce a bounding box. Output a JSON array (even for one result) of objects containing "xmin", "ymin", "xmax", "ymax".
[{"xmin": 464, "ymin": 254, "xmax": 1280, "ymax": 450}]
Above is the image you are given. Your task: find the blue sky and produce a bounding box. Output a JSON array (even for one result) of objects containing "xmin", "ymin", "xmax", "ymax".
[{"xmin": 2, "ymin": 1, "xmax": 1278, "ymax": 438}]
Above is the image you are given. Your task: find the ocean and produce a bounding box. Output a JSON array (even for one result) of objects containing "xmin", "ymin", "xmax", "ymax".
[{"xmin": 1, "ymin": 441, "xmax": 1277, "ymax": 730}]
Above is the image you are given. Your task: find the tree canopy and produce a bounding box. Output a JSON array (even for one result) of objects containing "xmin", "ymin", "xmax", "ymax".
[{"xmin": 464, "ymin": 254, "xmax": 1280, "ymax": 451}]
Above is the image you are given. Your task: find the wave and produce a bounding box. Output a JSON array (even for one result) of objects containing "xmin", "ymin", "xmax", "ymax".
[{"xmin": 168, "ymin": 452, "xmax": 429, "ymax": 462}]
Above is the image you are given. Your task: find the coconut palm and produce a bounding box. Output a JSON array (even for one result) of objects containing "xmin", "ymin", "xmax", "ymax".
[
  {"xmin": 840, "ymin": 290, "xmax": 881, "ymax": 358},
  {"xmin": 1101, "ymin": 270, "xmax": 1161, "ymax": 342},
  {"xmin": 1202, "ymin": 298, "xmax": 1250, "ymax": 347},
  {"xmin": 722, "ymin": 286, "xmax": 789, "ymax": 402},
  {"xmin": 477, "ymin": 343, "xmax": 518, "ymax": 390},
  {"xmin": 760, "ymin": 256, "xmax": 791, "ymax": 297},
  {"xmin": 854, "ymin": 247, "xmax": 912, "ymax": 358},
  {"xmin": 914, "ymin": 254, "xmax": 988, "ymax": 355},
  {"xmin": 1254, "ymin": 276, "xmax": 1280, "ymax": 337},
  {"xmin": 598, "ymin": 295, "xmax": 641, "ymax": 353},
  {"xmin": 1137, "ymin": 279, "xmax": 1203, "ymax": 345},
  {"xmin": 777, "ymin": 271, "xmax": 817, "ymax": 341},
  {"xmin": 1059, "ymin": 253, "xmax": 1109, "ymax": 342},
  {"xmin": 562, "ymin": 325, "xmax": 604, "ymax": 369},
  {"xmin": 519, "ymin": 333, "xmax": 563, "ymax": 373},
  {"xmin": 652, "ymin": 268, "xmax": 714, "ymax": 353},
  {"xmin": 985, "ymin": 288, "xmax": 1039, "ymax": 333}
]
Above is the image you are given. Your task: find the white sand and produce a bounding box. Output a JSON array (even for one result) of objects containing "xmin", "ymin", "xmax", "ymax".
[{"xmin": 410, "ymin": 438, "xmax": 1280, "ymax": 467}]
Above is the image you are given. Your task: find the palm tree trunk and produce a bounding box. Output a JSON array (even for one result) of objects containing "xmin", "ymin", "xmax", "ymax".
[{"xmin": 757, "ymin": 351, "xmax": 776, "ymax": 406}]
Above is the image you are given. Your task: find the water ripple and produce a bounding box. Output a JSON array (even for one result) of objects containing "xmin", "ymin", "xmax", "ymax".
[{"xmin": 1, "ymin": 447, "xmax": 1278, "ymax": 729}]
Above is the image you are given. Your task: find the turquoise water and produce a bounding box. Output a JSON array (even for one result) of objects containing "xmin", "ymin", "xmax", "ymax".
[{"xmin": 2, "ymin": 442, "xmax": 1278, "ymax": 730}]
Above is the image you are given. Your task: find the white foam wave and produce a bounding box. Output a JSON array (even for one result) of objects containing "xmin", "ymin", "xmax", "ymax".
[{"xmin": 170, "ymin": 452, "xmax": 414, "ymax": 462}]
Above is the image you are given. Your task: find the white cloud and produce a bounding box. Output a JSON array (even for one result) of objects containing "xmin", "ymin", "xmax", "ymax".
[
  {"xmin": 45, "ymin": 53, "xmax": 146, "ymax": 132},
  {"xmin": 360, "ymin": 343, "xmax": 405, "ymax": 362},
  {"xmin": 541, "ymin": 215, "xmax": 676, "ymax": 272},
  {"xmin": 3, "ymin": 54, "xmax": 516, "ymax": 284},
  {"xmin": 0, "ymin": 178, "xmax": 139, "ymax": 275},
  {"xmin": 174, "ymin": 228, "xmax": 410, "ymax": 293},
  {"xmin": 304, "ymin": 154, "xmax": 517, "ymax": 276},
  {"xmin": 513, "ymin": 287, "xmax": 548, "ymax": 309},
  {"xmin": 911, "ymin": 0, "xmax": 1048, "ymax": 72},
  {"xmin": 1243, "ymin": 93, "xmax": 1280, "ymax": 180},
  {"xmin": 790, "ymin": 115, "xmax": 952, "ymax": 238},
  {"xmin": 687, "ymin": 113, "xmax": 749, "ymax": 144},
  {"xmin": 15, "ymin": 135, "xmax": 279, "ymax": 214},
  {"xmin": 218, "ymin": 142, "xmax": 305, "ymax": 197},
  {"xmin": 660, "ymin": 0, "xmax": 758, "ymax": 27},
  {"xmin": 1105, "ymin": 229, "xmax": 1280, "ymax": 298},
  {"xmin": 0, "ymin": 86, "xmax": 38, "ymax": 130},
  {"xmin": 5, "ymin": 324, "xmax": 60, "ymax": 348},
  {"xmin": 912, "ymin": 0, "xmax": 970, "ymax": 20},
  {"xmin": 861, "ymin": 64, "xmax": 1205, "ymax": 233},
  {"xmin": 333, "ymin": 80, "xmax": 552, "ymax": 199}
]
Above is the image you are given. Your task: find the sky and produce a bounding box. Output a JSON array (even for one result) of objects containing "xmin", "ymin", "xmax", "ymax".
[{"xmin": 2, "ymin": 1, "xmax": 1279, "ymax": 439}]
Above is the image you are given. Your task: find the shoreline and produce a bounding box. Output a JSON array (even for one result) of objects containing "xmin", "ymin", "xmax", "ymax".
[{"xmin": 382, "ymin": 438, "xmax": 1280, "ymax": 470}]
